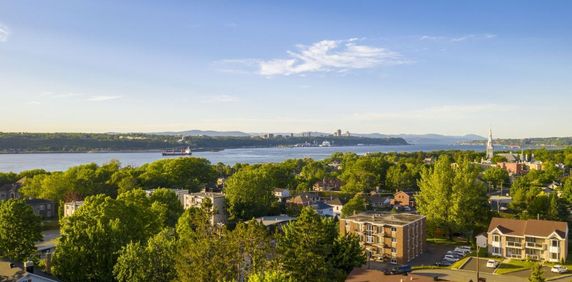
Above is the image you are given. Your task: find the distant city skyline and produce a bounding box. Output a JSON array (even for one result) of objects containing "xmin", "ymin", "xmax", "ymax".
[{"xmin": 1, "ymin": 1, "xmax": 571, "ymax": 138}]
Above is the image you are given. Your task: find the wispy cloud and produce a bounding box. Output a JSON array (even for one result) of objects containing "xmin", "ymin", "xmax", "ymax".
[
  {"xmin": 353, "ymin": 104, "xmax": 516, "ymax": 121},
  {"xmin": 215, "ymin": 38, "xmax": 407, "ymax": 76},
  {"xmin": 0, "ymin": 25, "xmax": 9, "ymax": 42},
  {"xmin": 419, "ymin": 33, "xmax": 496, "ymax": 43},
  {"xmin": 202, "ymin": 95, "xmax": 239, "ymax": 103},
  {"xmin": 86, "ymin": 95, "xmax": 122, "ymax": 102},
  {"xmin": 39, "ymin": 92, "xmax": 83, "ymax": 99}
]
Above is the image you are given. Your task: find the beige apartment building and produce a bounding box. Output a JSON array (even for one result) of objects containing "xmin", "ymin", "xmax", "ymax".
[
  {"xmin": 183, "ymin": 192, "xmax": 226, "ymax": 225},
  {"xmin": 63, "ymin": 201, "xmax": 84, "ymax": 217},
  {"xmin": 339, "ymin": 212, "xmax": 426, "ymax": 264},
  {"xmin": 488, "ymin": 217, "xmax": 568, "ymax": 262}
]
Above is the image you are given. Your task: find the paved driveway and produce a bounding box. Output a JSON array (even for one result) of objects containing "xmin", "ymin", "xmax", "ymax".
[
  {"xmin": 409, "ymin": 243, "xmax": 457, "ymax": 266},
  {"xmin": 460, "ymin": 257, "xmax": 498, "ymax": 274}
]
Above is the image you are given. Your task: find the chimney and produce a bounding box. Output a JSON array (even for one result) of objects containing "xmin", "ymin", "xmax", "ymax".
[{"xmin": 24, "ymin": 261, "xmax": 34, "ymax": 273}]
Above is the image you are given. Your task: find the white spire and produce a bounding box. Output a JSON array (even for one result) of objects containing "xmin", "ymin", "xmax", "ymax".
[{"xmin": 486, "ymin": 128, "xmax": 494, "ymax": 160}]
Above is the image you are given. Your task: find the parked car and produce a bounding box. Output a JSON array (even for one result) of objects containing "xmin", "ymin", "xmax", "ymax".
[
  {"xmin": 456, "ymin": 246, "xmax": 471, "ymax": 252},
  {"xmin": 435, "ymin": 260, "xmax": 453, "ymax": 267},
  {"xmin": 454, "ymin": 247, "xmax": 471, "ymax": 255},
  {"xmin": 551, "ymin": 265, "xmax": 568, "ymax": 273},
  {"xmin": 486, "ymin": 259, "xmax": 499, "ymax": 268},
  {"xmin": 384, "ymin": 265, "xmax": 412, "ymax": 275},
  {"xmin": 443, "ymin": 255, "xmax": 460, "ymax": 262}
]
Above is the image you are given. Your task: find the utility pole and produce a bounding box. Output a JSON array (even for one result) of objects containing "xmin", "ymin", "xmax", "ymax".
[{"xmin": 476, "ymin": 245, "xmax": 480, "ymax": 282}]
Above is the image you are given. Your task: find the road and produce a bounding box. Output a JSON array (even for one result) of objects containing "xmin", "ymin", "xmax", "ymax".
[{"xmin": 413, "ymin": 268, "xmax": 572, "ymax": 282}]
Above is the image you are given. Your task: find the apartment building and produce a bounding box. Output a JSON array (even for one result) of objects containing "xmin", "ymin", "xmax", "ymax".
[
  {"xmin": 183, "ymin": 192, "xmax": 226, "ymax": 225},
  {"xmin": 487, "ymin": 217, "xmax": 568, "ymax": 262},
  {"xmin": 339, "ymin": 212, "xmax": 426, "ymax": 264}
]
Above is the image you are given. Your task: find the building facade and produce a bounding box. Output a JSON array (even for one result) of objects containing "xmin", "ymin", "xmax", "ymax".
[
  {"xmin": 183, "ymin": 192, "xmax": 226, "ymax": 225},
  {"xmin": 26, "ymin": 199, "xmax": 56, "ymax": 219},
  {"xmin": 63, "ymin": 201, "xmax": 84, "ymax": 217},
  {"xmin": 487, "ymin": 217, "xmax": 568, "ymax": 262},
  {"xmin": 340, "ymin": 212, "xmax": 426, "ymax": 264}
]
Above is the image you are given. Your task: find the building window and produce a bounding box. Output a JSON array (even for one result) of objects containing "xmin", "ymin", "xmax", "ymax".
[
  {"xmin": 493, "ymin": 235, "xmax": 500, "ymax": 242},
  {"xmin": 366, "ymin": 236, "xmax": 373, "ymax": 243},
  {"xmin": 391, "ymin": 238, "xmax": 397, "ymax": 243},
  {"xmin": 391, "ymin": 227, "xmax": 397, "ymax": 232},
  {"xmin": 552, "ymin": 240, "xmax": 559, "ymax": 247},
  {"xmin": 492, "ymin": 247, "xmax": 501, "ymax": 255},
  {"xmin": 551, "ymin": 253, "xmax": 558, "ymax": 260},
  {"xmin": 391, "ymin": 248, "xmax": 397, "ymax": 253}
]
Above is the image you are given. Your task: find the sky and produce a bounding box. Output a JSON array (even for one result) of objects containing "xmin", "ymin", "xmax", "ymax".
[{"xmin": 0, "ymin": 1, "xmax": 571, "ymax": 138}]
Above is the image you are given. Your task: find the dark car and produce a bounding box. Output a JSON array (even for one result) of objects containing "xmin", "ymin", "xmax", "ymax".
[
  {"xmin": 384, "ymin": 264, "xmax": 412, "ymax": 275},
  {"xmin": 435, "ymin": 260, "xmax": 453, "ymax": 267}
]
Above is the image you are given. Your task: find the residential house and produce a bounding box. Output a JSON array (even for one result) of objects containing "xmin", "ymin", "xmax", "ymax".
[
  {"xmin": 26, "ymin": 199, "xmax": 56, "ymax": 219},
  {"xmin": 366, "ymin": 192, "xmax": 391, "ymax": 209},
  {"xmin": 312, "ymin": 178, "xmax": 341, "ymax": 192},
  {"xmin": 272, "ymin": 188, "xmax": 290, "ymax": 203},
  {"xmin": 63, "ymin": 201, "xmax": 84, "ymax": 217},
  {"xmin": 0, "ymin": 259, "xmax": 60, "ymax": 282},
  {"xmin": 340, "ymin": 212, "xmax": 426, "ymax": 264},
  {"xmin": 287, "ymin": 192, "xmax": 321, "ymax": 206},
  {"xmin": 476, "ymin": 233, "xmax": 488, "ymax": 248},
  {"xmin": 145, "ymin": 188, "xmax": 189, "ymax": 207},
  {"xmin": 324, "ymin": 197, "xmax": 344, "ymax": 216},
  {"xmin": 487, "ymin": 217, "xmax": 568, "ymax": 262},
  {"xmin": 0, "ymin": 183, "xmax": 21, "ymax": 201},
  {"xmin": 183, "ymin": 192, "xmax": 226, "ymax": 225},
  {"xmin": 391, "ymin": 191, "xmax": 415, "ymax": 207},
  {"xmin": 311, "ymin": 202, "xmax": 334, "ymax": 217},
  {"xmin": 255, "ymin": 215, "xmax": 296, "ymax": 233}
]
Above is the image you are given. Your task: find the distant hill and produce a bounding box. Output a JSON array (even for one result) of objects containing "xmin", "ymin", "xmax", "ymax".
[{"xmin": 153, "ymin": 130, "xmax": 485, "ymax": 145}]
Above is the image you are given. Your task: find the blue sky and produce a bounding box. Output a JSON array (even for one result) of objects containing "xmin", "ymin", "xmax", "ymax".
[{"xmin": 0, "ymin": 1, "xmax": 571, "ymax": 138}]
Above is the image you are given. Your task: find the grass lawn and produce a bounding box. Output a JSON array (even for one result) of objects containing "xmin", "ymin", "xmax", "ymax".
[
  {"xmin": 495, "ymin": 259, "xmax": 535, "ymax": 275},
  {"xmin": 426, "ymin": 237, "xmax": 467, "ymax": 246},
  {"xmin": 450, "ymin": 257, "xmax": 470, "ymax": 269}
]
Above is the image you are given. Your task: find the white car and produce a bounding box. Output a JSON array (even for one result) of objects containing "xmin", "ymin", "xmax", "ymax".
[
  {"xmin": 551, "ymin": 265, "xmax": 567, "ymax": 273},
  {"xmin": 486, "ymin": 259, "xmax": 499, "ymax": 268}
]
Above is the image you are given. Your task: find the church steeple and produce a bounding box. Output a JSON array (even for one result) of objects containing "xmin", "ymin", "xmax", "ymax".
[{"xmin": 486, "ymin": 129, "xmax": 494, "ymax": 160}]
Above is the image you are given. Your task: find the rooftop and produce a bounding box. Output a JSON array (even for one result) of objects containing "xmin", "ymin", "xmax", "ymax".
[
  {"xmin": 187, "ymin": 192, "xmax": 225, "ymax": 198},
  {"xmin": 488, "ymin": 217, "xmax": 568, "ymax": 238},
  {"xmin": 255, "ymin": 215, "xmax": 296, "ymax": 226},
  {"xmin": 344, "ymin": 212, "xmax": 425, "ymax": 226}
]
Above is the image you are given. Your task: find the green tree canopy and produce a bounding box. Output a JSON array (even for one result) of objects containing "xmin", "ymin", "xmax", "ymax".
[
  {"xmin": 0, "ymin": 199, "xmax": 42, "ymax": 261},
  {"xmin": 224, "ymin": 168, "xmax": 276, "ymax": 221}
]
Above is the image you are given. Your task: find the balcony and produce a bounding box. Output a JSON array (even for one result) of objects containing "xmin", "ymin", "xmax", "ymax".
[
  {"xmin": 526, "ymin": 242, "xmax": 544, "ymax": 249},
  {"xmin": 506, "ymin": 241, "xmax": 522, "ymax": 248}
]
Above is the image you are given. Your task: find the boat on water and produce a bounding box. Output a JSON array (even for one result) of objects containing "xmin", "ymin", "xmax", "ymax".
[{"xmin": 162, "ymin": 146, "xmax": 192, "ymax": 156}]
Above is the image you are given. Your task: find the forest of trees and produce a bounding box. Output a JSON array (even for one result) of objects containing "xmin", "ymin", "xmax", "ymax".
[
  {"xmin": 0, "ymin": 132, "xmax": 407, "ymax": 153},
  {"xmin": 1, "ymin": 147, "xmax": 572, "ymax": 281}
]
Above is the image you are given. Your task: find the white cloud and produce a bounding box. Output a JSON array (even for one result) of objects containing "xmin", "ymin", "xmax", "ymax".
[
  {"xmin": 202, "ymin": 95, "xmax": 239, "ymax": 103},
  {"xmin": 215, "ymin": 39, "xmax": 407, "ymax": 76},
  {"xmin": 353, "ymin": 104, "xmax": 517, "ymax": 121},
  {"xmin": 420, "ymin": 33, "xmax": 496, "ymax": 43},
  {"xmin": 0, "ymin": 25, "xmax": 9, "ymax": 42},
  {"xmin": 87, "ymin": 95, "xmax": 122, "ymax": 102}
]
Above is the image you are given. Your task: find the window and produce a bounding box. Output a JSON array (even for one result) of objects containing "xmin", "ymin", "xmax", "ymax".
[
  {"xmin": 552, "ymin": 240, "xmax": 559, "ymax": 247},
  {"xmin": 492, "ymin": 247, "xmax": 501, "ymax": 255},
  {"xmin": 391, "ymin": 227, "xmax": 397, "ymax": 232},
  {"xmin": 392, "ymin": 238, "xmax": 397, "ymax": 243},
  {"xmin": 551, "ymin": 253, "xmax": 558, "ymax": 259},
  {"xmin": 391, "ymin": 248, "xmax": 397, "ymax": 253},
  {"xmin": 366, "ymin": 236, "xmax": 373, "ymax": 243}
]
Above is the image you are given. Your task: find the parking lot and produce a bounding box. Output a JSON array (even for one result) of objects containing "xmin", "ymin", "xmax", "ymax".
[
  {"xmin": 507, "ymin": 265, "xmax": 563, "ymax": 279},
  {"xmin": 459, "ymin": 257, "xmax": 498, "ymax": 274}
]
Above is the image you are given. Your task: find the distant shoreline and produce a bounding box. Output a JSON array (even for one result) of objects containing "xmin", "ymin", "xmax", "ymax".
[{"xmin": 0, "ymin": 143, "xmax": 412, "ymax": 155}]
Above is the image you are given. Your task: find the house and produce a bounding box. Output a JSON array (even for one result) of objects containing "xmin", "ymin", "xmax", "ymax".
[
  {"xmin": 0, "ymin": 183, "xmax": 21, "ymax": 201},
  {"xmin": 311, "ymin": 202, "xmax": 334, "ymax": 217},
  {"xmin": 183, "ymin": 192, "xmax": 226, "ymax": 225},
  {"xmin": 26, "ymin": 199, "xmax": 56, "ymax": 219},
  {"xmin": 366, "ymin": 193, "xmax": 391, "ymax": 209},
  {"xmin": 272, "ymin": 188, "xmax": 290, "ymax": 203},
  {"xmin": 487, "ymin": 217, "xmax": 568, "ymax": 262},
  {"xmin": 527, "ymin": 161, "xmax": 543, "ymax": 171},
  {"xmin": 312, "ymin": 178, "xmax": 341, "ymax": 192},
  {"xmin": 391, "ymin": 191, "xmax": 415, "ymax": 207},
  {"xmin": 255, "ymin": 215, "xmax": 296, "ymax": 233},
  {"xmin": 287, "ymin": 192, "xmax": 321, "ymax": 206},
  {"xmin": 324, "ymin": 197, "xmax": 344, "ymax": 216},
  {"xmin": 63, "ymin": 201, "xmax": 84, "ymax": 217},
  {"xmin": 0, "ymin": 259, "xmax": 60, "ymax": 282},
  {"xmin": 340, "ymin": 212, "xmax": 426, "ymax": 264},
  {"xmin": 497, "ymin": 162, "xmax": 526, "ymax": 175},
  {"xmin": 145, "ymin": 188, "xmax": 188, "ymax": 207}
]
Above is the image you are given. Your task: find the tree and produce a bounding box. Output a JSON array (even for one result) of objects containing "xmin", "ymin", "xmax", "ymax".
[
  {"xmin": 114, "ymin": 228, "xmax": 177, "ymax": 282},
  {"xmin": 52, "ymin": 193, "xmax": 160, "ymax": 281},
  {"xmin": 528, "ymin": 263, "xmax": 545, "ymax": 282},
  {"xmin": 224, "ymin": 168, "xmax": 275, "ymax": 221},
  {"xmin": 483, "ymin": 167, "xmax": 509, "ymax": 194},
  {"xmin": 330, "ymin": 234, "xmax": 366, "ymax": 279},
  {"xmin": 248, "ymin": 270, "xmax": 293, "ymax": 282},
  {"xmin": 149, "ymin": 188, "xmax": 184, "ymax": 227},
  {"xmin": 385, "ymin": 163, "xmax": 417, "ymax": 192},
  {"xmin": 0, "ymin": 199, "xmax": 42, "ymax": 261},
  {"xmin": 416, "ymin": 156, "xmax": 455, "ymax": 238},
  {"xmin": 138, "ymin": 158, "xmax": 216, "ymax": 191},
  {"xmin": 341, "ymin": 193, "xmax": 366, "ymax": 217},
  {"xmin": 277, "ymin": 207, "xmax": 337, "ymax": 281}
]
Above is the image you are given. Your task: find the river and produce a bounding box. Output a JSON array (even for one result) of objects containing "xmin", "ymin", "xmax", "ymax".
[{"xmin": 0, "ymin": 144, "xmax": 492, "ymax": 172}]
